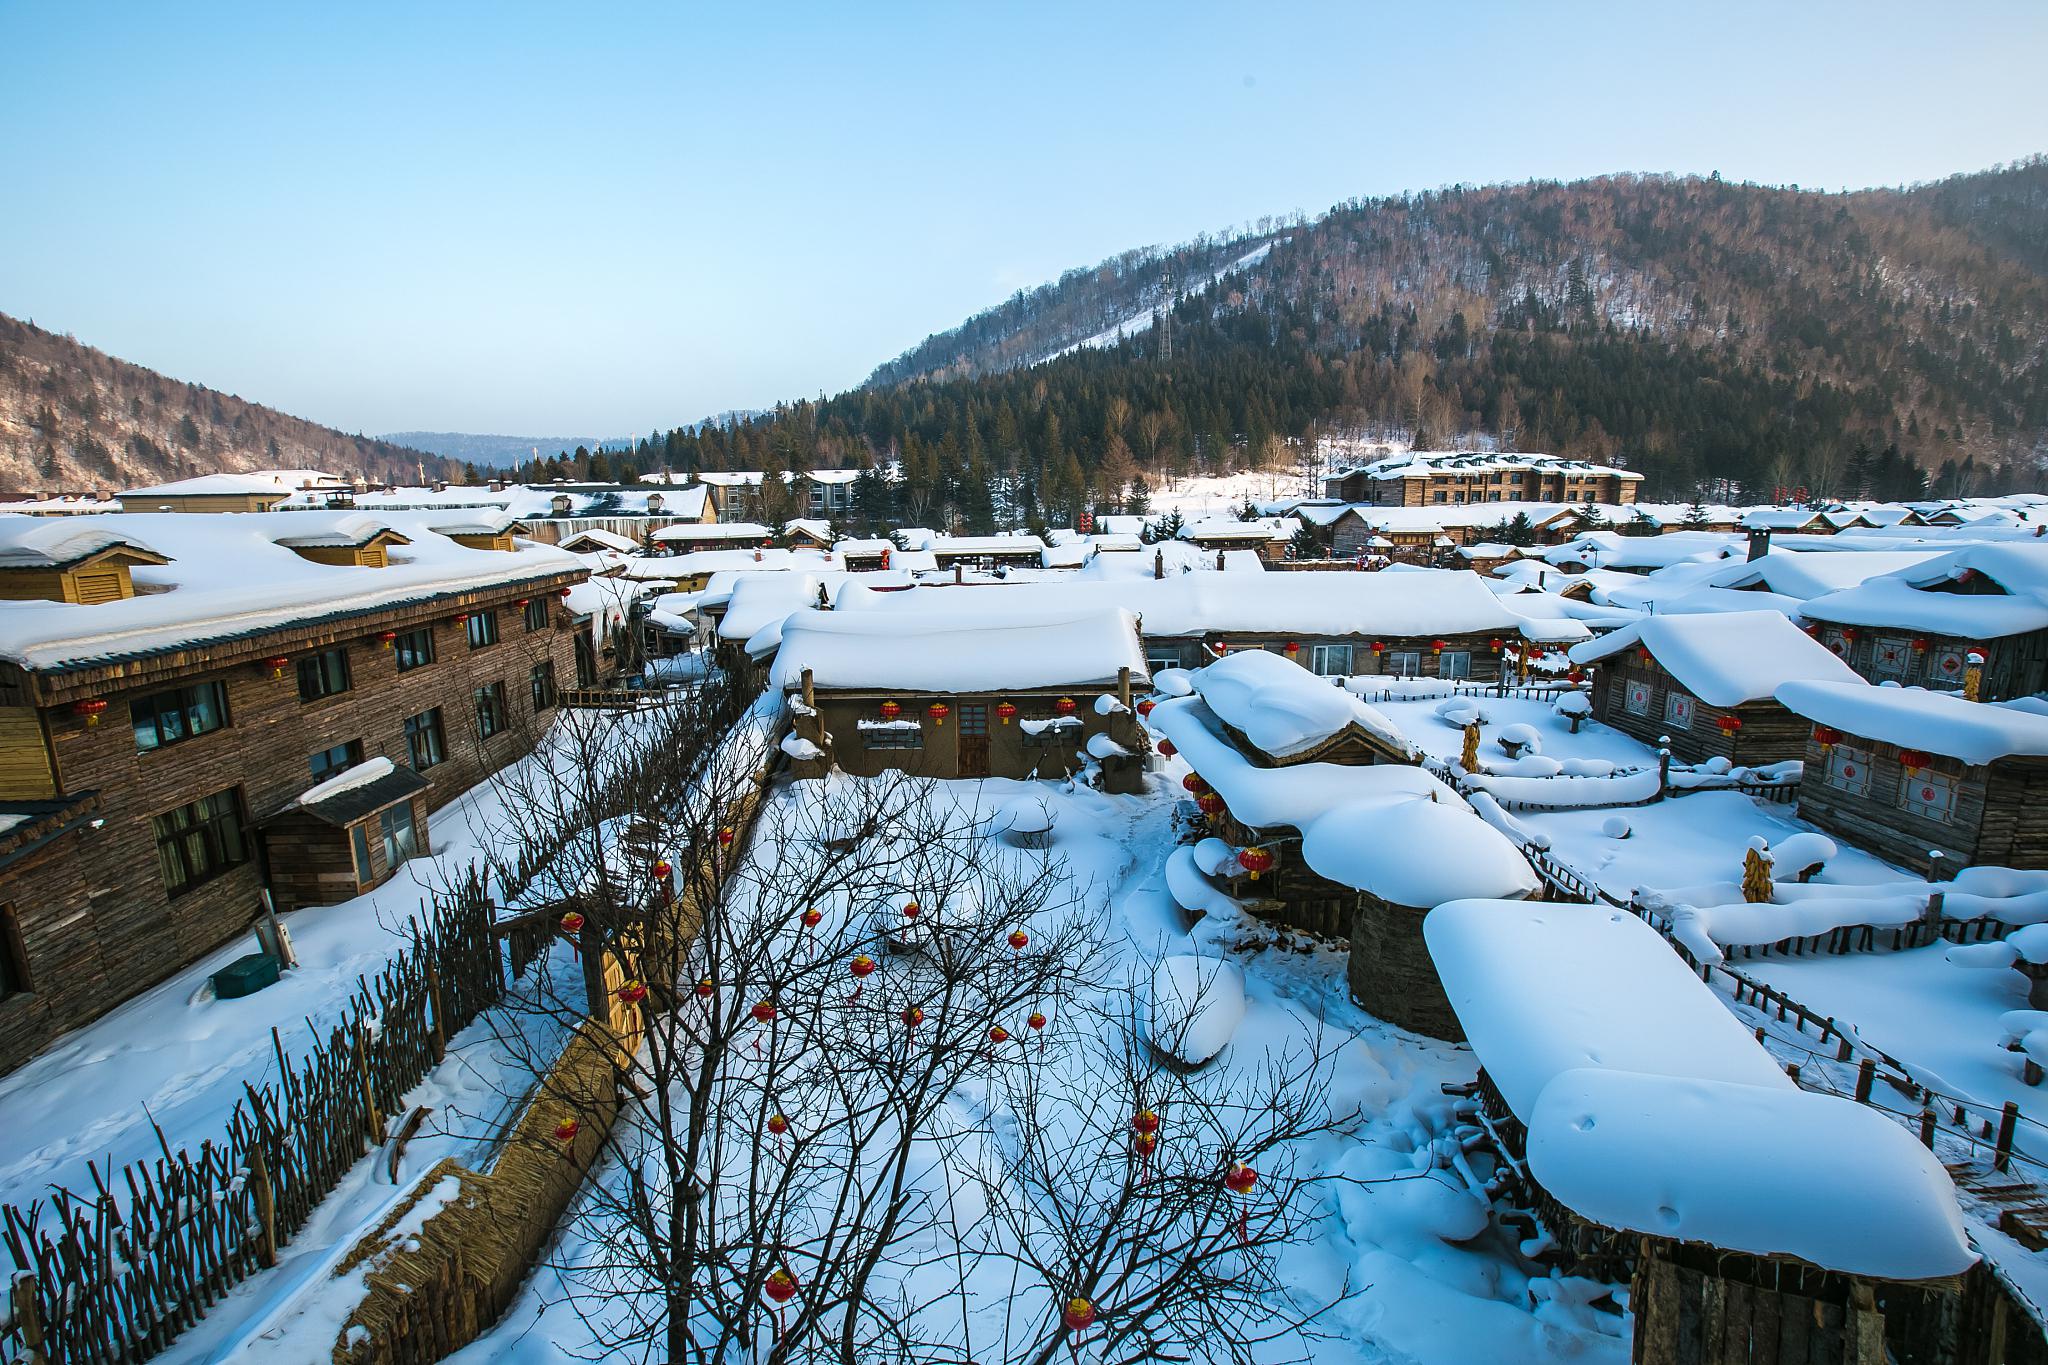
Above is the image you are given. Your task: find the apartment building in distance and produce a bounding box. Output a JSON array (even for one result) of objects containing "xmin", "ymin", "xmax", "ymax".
[
  {"xmin": 1324, "ymin": 451, "xmax": 1643, "ymax": 508},
  {"xmin": 0, "ymin": 510, "xmax": 588, "ymax": 1073}
]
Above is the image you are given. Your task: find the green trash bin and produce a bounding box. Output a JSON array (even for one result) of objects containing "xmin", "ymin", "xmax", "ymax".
[{"xmin": 212, "ymin": 952, "xmax": 280, "ymax": 1000}]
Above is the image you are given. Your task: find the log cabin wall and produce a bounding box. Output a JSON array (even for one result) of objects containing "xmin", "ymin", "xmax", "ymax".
[
  {"xmin": 1818, "ymin": 625, "xmax": 2048, "ymax": 703},
  {"xmin": 1144, "ymin": 633, "xmax": 1510, "ymax": 682},
  {"xmin": 1589, "ymin": 658, "xmax": 1813, "ymax": 765},
  {"xmin": 1790, "ymin": 734, "xmax": 2048, "ymax": 874},
  {"xmin": 0, "ymin": 583, "xmax": 580, "ymax": 1073},
  {"xmin": 0, "ymin": 812, "xmax": 103, "ymax": 1073},
  {"xmin": 803, "ymin": 688, "xmax": 1143, "ymax": 791},
  {"xmin": 1348, "ymin": 892, "xmax": 1464, "ymax": 1041}
]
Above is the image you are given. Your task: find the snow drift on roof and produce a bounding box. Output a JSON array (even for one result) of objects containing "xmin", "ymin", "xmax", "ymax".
[
  {"xmin": 769, "ymin": 607, "xmax": 1149, "ymax": 693},
  {"xmin": 1800, "ymin": 542, "xmax": 2048, "ymax": 636},
  {"xmin": 1188, "ymin": 648, "xmax": 1418, "ymax": 760},
  {"xmin": 1569, "ymin": 610, "xmax": 1860, "ymax": 705},
  {"xmin": 1774, "ymin": 681, "xmax": 2048, "ymax": 765},
  {"xmin": 1702, "ymin": 549, "xmax": 1940, "ymax": 600}
]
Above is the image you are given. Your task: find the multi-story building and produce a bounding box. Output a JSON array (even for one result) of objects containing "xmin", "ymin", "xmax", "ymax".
[
  {"xmin": 0, "ymin": 511, "xmax": 587, "ymax": 1073},
  {"xmin": 1324, "ymin": 452, "xmax": 1642, "ymax": 508}
]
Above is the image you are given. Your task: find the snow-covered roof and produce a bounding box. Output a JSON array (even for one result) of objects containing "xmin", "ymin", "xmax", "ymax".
[
  {"xmin": 1699, "ymin": 549, "xmax": 1941, "ymax": 600},
  {"xmin": 1569, "ymin": 610, "xmax": 1861, "ymax": 705},
  {"xmin": 1425, "ymin": 900, "xmax": 1972, "ymax": 1280},
  {"xmin": 1150, "ymin": 696, "xmax": 1534, "ymax": 903},
  {"xmin": 1739, "ymin": 509, "xmax": 1829, "ymax": 531},
  {"xmin": 721, "ymin": 572, "xmax": 832, "ymax": 646},
  {"xmin": 784, "ymin": 518, "xmax": 833, "ymax": 540},
  {"xmin": 0, "ymin": 511, "xmax": 586, "ymax": 672},
  {"xmin": 927, "ymin": 534, "xmax": 1048, "ymax": 555},
  {"xmin": 769, "ymin": 606, "xmax": 1149, "ymax": 694},
  {"xmin": 0, "ymin": 517, "xmax": 166, "ymax": 570},
  {"xmin": 1774, "ymin": 681, "xmax": 2048, "ymax": 765},
  {"xmin": 1187, "ymin": 648, "xmax": 1418, "ymax": 761},
  {"xmin": 1337, "ymin": 450, "xmax": 1644, "ymax": 483},
  {"xmin": 1182, "ymin": 519, "xmax": 1285, "ymax": 542},
  {"xmin": 1800, "ymin": 543, "xmax": 2048, "ymax": 637},
  {"xmin": 650, "ymin": 521, "xmax": 776, "ymax": 544},
  {"xmin": 122, "ymin": 469, "xmax": 341, "ymax": 498},
  {"xmin": 557, "ymin": 527, "xmax": 641, "ymax": 554},
  {"xmin": 1540, "ymin": 530, "xmax": 1742, "ymax": 572}
]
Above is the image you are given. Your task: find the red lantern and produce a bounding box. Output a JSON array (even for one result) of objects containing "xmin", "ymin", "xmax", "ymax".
[
  {"xmin": 652, "ymin": 859, "xmax": 673, "ymax": 879},
  {"xmin": 1567, "ymin": 667, "xmax": 1586, "ymax": 685},
  {"xmin": 1156, "ymin": 738, "xmax": 1176, "ymax": 757},
  {"xmin": 928, "ymin": 702, "xmax": 950, "ymax": 725},
  {"xmin": 1134, "ymin": 1131, "xmax": 1159, "ymax": 1158},
  {"xmin": 559, "ymin": 911, "xmax": 585, "ymax": 934},
  {"xmin": 1899, "ymin": 748, "xmax": 1933, "ymax": 771},
  {"xmin": 557, "ymin": 587, "xmax": 573, "ymax": 599},
  {"xmin": 262, "ymin": 656, "xmax": 291, "ymax": 680},
  {"xmin": 903, "ymin": 899, "xmax": 922, "ymax": 919},
  {"xmin": 1136, "ymin": 698, "xmax": 1155, "ymax": 717},
  {"xmin": 850, "ymin": 954, "xmax": 877, "ymax": 979},
  {"xmin": 1054, "ymin": 696, "xmax": 1077, "ymax": 716},
  {"xmin": 902, "ymin": 1005, "xmax": 924, "ymax": 1028},
  {"xmin": 767, "ymin": 1113, "xmax": 790, "ymax": 1136},
  {"xmin": 1196, "ymin": 792, "xmax": 1226, "ymax": 818},
  {"xmin": 512, "ymin": 598, "xmax": 529, "ymax": 608},
  {"xmin": 800, "ymin": 907, "xmax": 822, "ymax": 929},
  {"xmin": 1181, "ymin": 773, "xmax": 1209, "ymax": 795},
  {"xmin": 453, "ymin": 614, "xmax": 470, "ymax": 627},
  {"xmin": 1133, "ymin": 1109, "xmax": 1160, "ymax": 1135},
  {"xmin": 765, "ymin": 1269, "xmax": 798, "ymax": 1305},
  {"xmin": 1214, "ymin": 640, "xmax": 1230, "ymax": 655},
  {"xmin": 378, "ymin": 630, "xmax": 398, "ymax": 649},
  {"xmin": 1008, "ymin": 929, "xmax": 1029, "ymax": 951},
  {"xmin": 1812, "ymin": 725, "xmax": 1843, "ymax": 747},
  {"xmin": 695, "ymin": 977, "xmax": 715, "ymax": 998},
  {"xmin": 879, "ymin": 699, "xmax": 902, "ymax": 720},
  {"xmin": 1283, "ymin": 641, "xmax": 1299, "ymax": 656},
  {"xmin": 1224, "ymin": 1163, "xmax": 1258, "ymax": 1195},
  {"xmin": 1237, "ymin": 846, "xmax": 1275, "ymax": 880},
  {"xmin": 1028, "ymin": 1010, "xmax": 1047, "ymax": 1031},
  {"xmin": 616, "ymin": 981, "xmax": 648, "ymax": 1005},
  {"xmin": 554, "ymin": 1118, "xmax": 580, "ymax": 1143},
  {"xmin": 1911, "ymin": 638, "xmax": 1930, "ymax": 653},
  {"xmin": 1840, "ymin": 627, "xmax": 1860, "ymax": 643},
  {"xmin": 1432, "ymin": 639, "xmax": 1448, "ymax": 653},
  {"xmin": 717, "ymin": 827, "xmax": 735, "ymax": 848},
  {"xmin": 751, "ymin": 1000, "xmax": 777, "ymax": 1023},
  {"xmin": 1715, "ymin": 715, "xmax": 1743, "ymax": 735},
  {"xmin": 989, "ymin": 1025, "xmax": 1010, "ymax": 1044},
  {"xmin": 1489, "ymin": 638, "xmax": 1505, "ymax": 651},
  {"xmin": 70, "ymin": 698, "xmax": 108, "ymax": 726},
  {"xmin": 1371, "ymin": 641, "xmax": 1386, "ymax": 654},
  {"xmin": 1063, "ymin": 1298, "xmax": 1097, "ymax": 1333},
  {"xmin": 995, "ymin": 700, "xmax": 1018, "ymax": 724}
]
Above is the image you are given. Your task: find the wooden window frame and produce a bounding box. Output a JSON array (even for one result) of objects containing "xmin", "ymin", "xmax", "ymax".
[
  {"xmin": 523, "ymin": 598, "xmax": 550, "ymax": 633},
  {"xmin": 308, "ymin": 738, "xmax": 365, "ymax": 782},
  {"xmin": 405, "ymin": 708, "xmax": 447, "ymax": 770},
  {"xmin": 152, "ymin": 789, "xmax": 250, "ymax": 898},
  {"xmin": 474, "ymin": 681, "xmax": 508, "ymax": 739},
  {"xmin": 131, "ymin": 681, "xmax": 230, "ymax": 752},
  {"xmin": 393, "ymin": 628, "xmax": 436, "ymax": 673},
  {"xmin": 466, "ymin": 610, "xmax": 500, "ymax": 650},
  {"xmin": 530, "ymin": 661, "xmax": 558, "ymax": 713},
  {"xmin": 297, "ymin": 648, "xmax": 352, "ymax": 702}
]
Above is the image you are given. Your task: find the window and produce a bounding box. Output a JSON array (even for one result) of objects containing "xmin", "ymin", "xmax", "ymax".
[
  {"xmin": 1147, "ymin": 654, "xmax": 1182, "ymax": 676},
  {"xmin": 474, "ymin": 682, "xmax": 508, "ymax": 739},
  {"xmin": 1624, "ymin": 679, "xmax": 1653, "ymax": 716},
  {"xmin": 466, "ymin": 610, "xmax": 500, "ymax": 650},
  {"xmin": 152, "ymin": 789, "xmax": 248, "ymax": 897},
  {"xmin": 1872, "ymin": 637, "xmax": 1912, "ymax": 681},
  {"xmin": 1664, "ymin": 692, "xmax": 1695, "ymax": 729},
  {"xmin": 530, "ymin": 661, "xmax": 557, "ymax": 713},
  {"xmin": 393, "ymin": 628, "xmax": 435, "ymax": 673},
  {"xmin": 379, "ymin": 801, "xmax": 420, "ymax": 868},
  {"xmin": 958, "ymin": 703, "xmax": 989, "ymax": 736},
  {"xmin": 405, "ymin": 708, "xmax": 446, "ymax": 770},
  {"xmin": 1438, "ymin": 651, "xmax": 1472, "ymax": 680},
  {"xmin": 864, "ymin": 724, "xmax": 923, "ymax": 750},
  {"xmin": 297, "ymin": 648, "xmax": 351, "ymax": 701},
  {"xmin": 1821, "ymin": 629, "xmax": 1852, "ymax": 661},
  {"xmin": 351, "ymin": 825, "xmax": 374, "ymax": 884},
  {"xmin": 308, "ymin": 739, "xmax": 364, "ymax": 782},
  {"xmin": 1899, "ymin": 769, "xmax": 1958, "ymax": 823},
  {"xmin": 0, "ymin": 906, "xmax": 27, "ymax": 999},
  {"xmin": 1824, "ymin": 744, "xmax": 1872, "ymax": 797},
  {"xmin": 524, "ymin": 598, "xmax": 550, "ymax": 633},
  {"xmin": 132, "ymin": 681, "xmax": 229, "ymax": 752},
  {"xmin": 1384, "ymin": 651, "xmax": 1421, "ymax": 678},
  {"xmin": 1930, "ymin": 647, "xmax": 1968, "ymax": 688},
  {"xmin": 1309, "ymin": 644, "xmax": 1353, "ymax": 677}
]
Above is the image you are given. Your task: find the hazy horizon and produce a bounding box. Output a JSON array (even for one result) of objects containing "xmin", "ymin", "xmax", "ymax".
[{"xmin": 4, "ymin": 1, "xmax": 2046, "ymax": 438}]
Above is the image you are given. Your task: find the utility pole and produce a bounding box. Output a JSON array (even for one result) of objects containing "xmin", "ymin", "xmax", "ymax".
[{"xmin": 1156, "ymin": 264, "xmax": 1173, "ymax": 365}]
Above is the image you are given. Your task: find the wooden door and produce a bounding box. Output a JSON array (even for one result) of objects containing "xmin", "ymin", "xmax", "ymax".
[{"xmin": 957, "ymin": 704, "xmax": 990, "ymax": 777}]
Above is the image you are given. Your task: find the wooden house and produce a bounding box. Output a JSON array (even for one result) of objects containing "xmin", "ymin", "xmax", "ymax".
[
  {"xmin": 925, "ymin": 535, "xmax": 1047, "ymax": 572},
  {"xmin": 1427, "ymin": 899, "xmax": 1988, "ymax": 1365},
  {"xmin": 771, "ymin": 606, "xmax": 1150, "ymax": 793},
  {"xmin": 1150, "ymin": 682, "xmax": 1535, "ymax": 1039},
  {"xmin": 1182, "ymin": 521, "xmax": 1285, "ymax": 562},
  {"xmin": 782, "ymin": 519, "xmax": 834, "ymax": 552},
  {"xmin": 1775, "ymin": 680, "xmax": 2048, "ymax": 875},
  {"xmin": 649, "ymin": 521, "xmax": 777, "ymax": 556},
  {"xmin": 118, "ymin": 471, "xmax": 344, "ymax": 514},
  {"xmin": 0, "ymin": 524, "xmax": 171, "ymax": 604},
  {"xmin": 0, "ymin": 511, "xmax": 588, "ymax": 1075},
  {"xmin": 1569, "ymin": 610, "xmax": 1863, "ymax": 765},
  {"xmin": 1799, "ymin": 544, "xmax": 2048, "ymax": 702},
  {"xmin": 257, "ymin": 759, "xmax": 432, "ymax": 911}
]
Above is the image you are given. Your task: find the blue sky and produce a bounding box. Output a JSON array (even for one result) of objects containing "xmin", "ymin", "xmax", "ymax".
[{"xmin": 2, "ymin": 1, "xmax": 2044, "ymax": 437}]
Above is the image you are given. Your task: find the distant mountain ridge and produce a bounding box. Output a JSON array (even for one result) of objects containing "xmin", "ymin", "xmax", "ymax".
[{"xmin": 0, "ymin": 313, "xmax": 440, "ymax": 493}]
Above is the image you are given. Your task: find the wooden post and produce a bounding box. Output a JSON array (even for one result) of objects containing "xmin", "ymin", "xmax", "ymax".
[
  {"xmin": 801, "ymin": 667, "xmax": 815, "ymax": 712},
  {"xmin": 1854, "ymin": 1059, "xmax": 1876, "ymax": 1105},
  {"xmin": 249, "ymin": 1142, "xmax": 278, "ymax": 1268},
  {"xmin": 1117, "ymin": 666, "xmax": 1132, "ymax": 711},
  {"xmin": 355, "ymin": 1024, "xmax": 384, "ymax": 1144},
  {"xmin": 1995, "ymin": 1101, "xmax": 2020, "ymax": 1172},
  {"xmin": 425, "ymin": 963, "xmax": 447, "ymax": 1065},
  {"xmin": 1847, "ymin": 1280, "xmax": 1885, "ymax": 1365},
  {"xmin": 9, "ymin": 1273, "xmax": 44, "ymax": 1364},
  {"xmin": 1919, "ymin": 1106, "xmax": 1937, "ymax": 1148}
]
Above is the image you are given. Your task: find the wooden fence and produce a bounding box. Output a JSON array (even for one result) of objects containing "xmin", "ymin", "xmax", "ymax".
[{"xmin": 0, "ymin": 679, "xmax": 757, "ymax": 1365}]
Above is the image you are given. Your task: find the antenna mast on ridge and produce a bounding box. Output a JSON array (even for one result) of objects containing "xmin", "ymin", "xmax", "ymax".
[{"xmin": 1156, "ymin": 263, "xmax": 1173, "ymax": 365}]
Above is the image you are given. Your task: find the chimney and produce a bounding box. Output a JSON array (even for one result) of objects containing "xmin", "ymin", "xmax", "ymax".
[
  {"xmin": 1153, "ymin": 548, "xmax": 1164, "ymax": 580},
  {"xmin": 1746, "ymin": 528, "xmax": 1771, "ymax": 561}
]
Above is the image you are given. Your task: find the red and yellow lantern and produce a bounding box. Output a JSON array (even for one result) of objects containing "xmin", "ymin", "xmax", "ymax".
[
  {"xmin": 261, "ymin": 656, "xmax": 291, "ymax": 680},
  {"xmin": 988, "ymin": 1025, "xmax": 1010, "ymax": 1044},
  {"xmin": 1054, "ymin": 696, "xmax": 1077, "ymax": 716},
  {"xmin": 800, "ymin": 907, "xmax": 822, "ymax": 929},
  {"xmin": 1136, "ymin": 698, "xmax": 1155, "ymax": 717},
  {"xmin": 1899, "ymin": 748, "xmax": 1934, "ymax": 772},
  {"xmin": 615, "ymin": 981, "xmax": 648, "ymax": 1005},
  {"xmin": 879, "ymin": 699, "xmax": 902, "ymax": 720},
  {"xmin": 378, "ymin": 631, "xmax": 398, "ymax": 649},
  {"xmin": 1196, "ymin": 792, "xmax": 1226, "ymax": 819},
  {"xmin": 1715, "ymin": 715, "xmax": 1743, "ymax": 735},
  {"xmin": 1812, "ymin": 725, "xmax": 1843, "ymax": 748},
  {"xmin": 1237, "ymin": 846, "xmax": 1275, "ymax": 880},
  {"xmin": 559, "ymin": 911, "xmax": 585, "ymax": 934},
  {"xmin": 1027, "ymin": 1010, "xmax": 1047, "ymax": 1031},
  {"xmin": 765, "ymin": 1269, "xmax": 798, "ymax": 1304},
  {"xmin": 850, "ymin": 954, "xmax": 877, "ymax": 980},
  {"xmin": 1181, "ymin": 773, "xmax": 1210, "ymax": 795},
  {"xmin": 70, "ymin": 698, "xmax": 108, "ymax": 726},
  {"xmin": 554, "ymin": 1118, "xmax": 580, "ymax": 1143},
  {"xmin": 928, "ymin": 702, "xmax": 950, "ymax": 726},
  {"xmin": 767, "ymin": 1113, "xmax": 790, "ymax": 1136},
  {"xmin": 1008, "ymin": 929, "xmax": 1029, "ymax": 951},
  {"xmin": 995, "ymin": 700, "xmax": 1018, "ymax": 724},
  {"xmin": 750, "ymin": 1000, "xmax": 777, "ymax": 1023},
  {"xmin": 901, "ymin": 1005, "xmax": 924, "ymax": 1028}
]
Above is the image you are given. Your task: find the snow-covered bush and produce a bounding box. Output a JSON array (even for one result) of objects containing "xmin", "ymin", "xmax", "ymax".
[{"xmin": 1147, "ymin": 954, "xmax": 1246, "ymax": 1067}]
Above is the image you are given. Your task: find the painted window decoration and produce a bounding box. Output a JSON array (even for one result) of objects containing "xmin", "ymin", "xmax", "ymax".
[
  {"xmin": 1824, "ymin": 744, "xmax": 1871, "ymax": 797},
  {"xmin": 1899, "ymin": 769, "xmax": 1958, "ymax": 823},
  {"xmin": 1663, "ymin": 692, "xmax": 1694, "ymax": 729},
  {"xmin": 1872, "ymin": 637, "xmax": 1912, "ymax": 680},
  {"xmin": 1931, "ymin": 648, "xmax": 1969, "ymax": 688},
  {"xmin": 1822, "ymin": 629, "xmax": 1852, "ymax": 661},
  {"xmin": 1624, "ymin": 679, "xmax": 1653, "ymax": 716}
]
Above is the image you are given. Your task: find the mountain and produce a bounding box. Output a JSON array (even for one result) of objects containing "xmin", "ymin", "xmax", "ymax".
[
  {"xmin": 382, "ymin": 431, "xmax": 629, "ymax": 467},
  {"xmin": 0, "ymin": 314, "xmax": 442, "ymax": 493},
  {"xmin": 827, "ymin": 158, "xmax": 2048, "ymax": 502}
]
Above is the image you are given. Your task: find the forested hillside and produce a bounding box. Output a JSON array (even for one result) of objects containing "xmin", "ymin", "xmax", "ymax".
[
  {"xmin": 588, "ymin": 159, "xmax": 2048, "ymax": 530},
  {"xmin": 0, "ymin": 314, "xmax": 443, "ymax": 492}
]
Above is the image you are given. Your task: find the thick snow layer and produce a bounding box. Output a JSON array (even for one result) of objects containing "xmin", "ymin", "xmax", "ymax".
[
  {"xmin": 1147, "ymin": 955, "xmax": 1246, "ymax": 1066},
  {"xmin": 1163, "ymin": 844, "xmax": 1244, "ymax": 920},
  {"xmin": 0, "ymin": 512, "xmax": 585, "ymax": 671},
  {"xmin": 769, "ymin": 606, "xmax": 1149, "ymax": 694},
  {"xmin": 720, "ymin": 572, "xmax": 832, "ymax": 645},
  {"xmin": 1426, "ymin": 901, "xmax": 1795, "ymax": 1118},
  {"xmin": 1776, "ymin": 680, "xmax": 2048, "ymax": 764},
  {"xmin": 1702, "ymin": 550, "xmax": 1941, "ymax": 600},
  {"xmin": 1528, "ymin": 1070, "xmax": 1973, "ymax": 1278},
  {"xmin": 779, "ymin": 733, "xmax": 824, "ymax": 761},
  {"xmin": 1570, "ymin": 611, "xmax": 1860, "ymax": 705},
  {"xmin": 1189, "ymin": 648, "xmax": 1419, "ymax": 760},
  {"xmin": 1462, "ymin": 766, "xmax": 1661, "ymax": 809},
  {"xmin": 291, "ymin": 756, "xmax": 396, "ymax": 808},
  {"xmin": 1801, "ymin": 543, "xmax": 2048, "ymax": 637}
]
